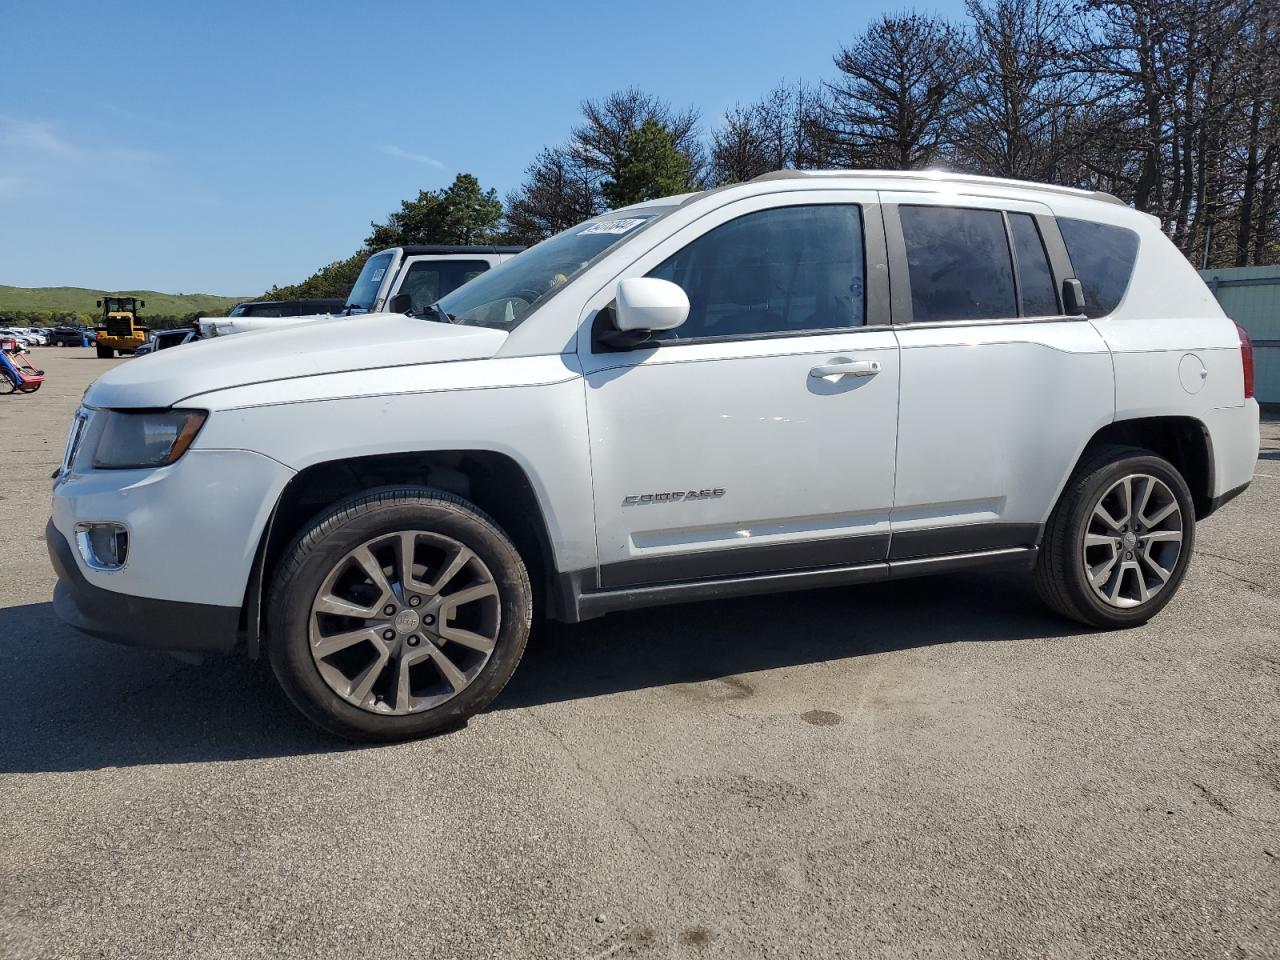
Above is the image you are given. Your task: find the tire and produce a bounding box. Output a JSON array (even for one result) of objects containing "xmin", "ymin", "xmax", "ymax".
[
  {"xmin": 95, "ymin": 345, "xmax": 113, "ymax": 359},
  {"xmin": 1035, "ymin": 444, "xmax": 1195, "ymax": 628},
  {"xmin": 0, "ymin": 371, "xmax": 14, "ymax": 395},
  {"xmin": 266, "ymin": 486, "xmax": 532, "ymax": 741}
]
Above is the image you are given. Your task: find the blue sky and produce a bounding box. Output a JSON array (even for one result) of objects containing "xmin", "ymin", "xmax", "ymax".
[{"xmin": 1, "ymin": 0, "xmax": 964, "ymax": 295}]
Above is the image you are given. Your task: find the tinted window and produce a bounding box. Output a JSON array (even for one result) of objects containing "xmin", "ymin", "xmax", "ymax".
[
  {"xmin": 1057, "ymin": 218, "xmax": 1140, "ymax": 318},
  {"xmin": 900, "ymin": 206, "xmax": 1016, "ymax": 322},
  {"xmin": 647, "ymin": 204, "xmax": 865, "ymax": 341},
  {"xmin": 397, "ymin": 260, "xmax": 489, "ymax": 313},
  {"xmin": 239, "ymin": 303, "xmax": 286, "ymax": 318},
  {"xmin": 1009, "ymin": 213, "xmax": 1059, "ymax": 316}
]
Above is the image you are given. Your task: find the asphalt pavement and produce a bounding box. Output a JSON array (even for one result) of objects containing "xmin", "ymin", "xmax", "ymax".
[{"xmin": 1, "ymin": 348, "xmax": 1277, "ymax": 959}]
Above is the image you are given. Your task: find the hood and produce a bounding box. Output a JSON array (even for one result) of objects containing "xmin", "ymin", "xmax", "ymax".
[
  {"xmin": 197, "ymin": 311, "xmax": 339, "ymax": 337},
  {"xmin": 86, "ymin": 312, "xmax": 508, "ymax": 409}
]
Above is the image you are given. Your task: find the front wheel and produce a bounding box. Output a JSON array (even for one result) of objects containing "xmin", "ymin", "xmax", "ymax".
[
  {"xmin": 266, "ymin": 487, "xmax": 532, "ymax": 741},
  {"xmin": 1035, "ymin": 445, "xmax": 1195, "ymax": 628}
]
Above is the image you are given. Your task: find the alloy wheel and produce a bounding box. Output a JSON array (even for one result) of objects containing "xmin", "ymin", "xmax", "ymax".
[
  {"xmin": 308, "ymin": 530, "xmax": 501, "ymax": 714},
  {"xmin": 1081, "ymin": 473, "xmax": 1184, "ymax": 609}
]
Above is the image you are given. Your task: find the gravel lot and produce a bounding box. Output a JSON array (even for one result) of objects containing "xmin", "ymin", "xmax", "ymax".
[{"xmin": 1, "ymin": 348, "xmax": 1277, "ymax": 960}]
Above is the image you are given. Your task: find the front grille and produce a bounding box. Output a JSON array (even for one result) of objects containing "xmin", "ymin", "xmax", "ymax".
[{"xmin": 105, "ymin": 317, "xmax": 135, "ymax": 337}]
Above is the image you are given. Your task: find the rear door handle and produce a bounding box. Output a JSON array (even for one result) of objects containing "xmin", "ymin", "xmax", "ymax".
[{"xmin": 809, "ymin": 358, "xmax": 881, "ymax": 381}]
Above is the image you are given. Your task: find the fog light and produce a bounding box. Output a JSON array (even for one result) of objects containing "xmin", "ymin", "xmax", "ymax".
[{"xmin": 75, "ymin": 522, "xmax": 129, "ymax": 570}]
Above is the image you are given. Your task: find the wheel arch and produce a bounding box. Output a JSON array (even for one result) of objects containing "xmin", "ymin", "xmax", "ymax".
[
  {"xmin": 240, "ymin": 449, "xmax": 563, "ymax": 657},
  {"xmin": 1077, "ymin": 415, "xmax": 1214, "ymax": 518}
]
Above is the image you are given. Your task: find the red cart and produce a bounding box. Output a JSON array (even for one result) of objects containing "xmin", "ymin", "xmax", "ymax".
[{"xmin": 0, "ymin": 337, "xmax": 45, "ymax": 394}]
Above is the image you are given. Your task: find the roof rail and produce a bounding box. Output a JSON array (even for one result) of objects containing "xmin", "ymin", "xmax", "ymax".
[{"xmin": 747, "ymin": 169, "xmax": 1127, "ymax": 207}]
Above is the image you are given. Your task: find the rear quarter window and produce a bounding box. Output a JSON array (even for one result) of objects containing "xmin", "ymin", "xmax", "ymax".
[{"xmin": 1057, "ymin": 218, "xmax": 1140, "ymax": 318}]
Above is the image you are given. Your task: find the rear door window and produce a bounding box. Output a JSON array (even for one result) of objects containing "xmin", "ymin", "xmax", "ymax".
[
  {"xmin": 899, "ymin": 206, "xmax": 1017, "ymax": 322},
  {"xmin": 1008, "ymin": 213, "xmax": 1059, "ymax": 316},
  {"xmin": 1057, "ymin": 218, "xmax": 1140, "ymax": 318}
]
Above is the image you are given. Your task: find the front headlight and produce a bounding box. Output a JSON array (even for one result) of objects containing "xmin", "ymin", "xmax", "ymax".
[{"xmin": 88, "ymin": 409, "xmax": 208, "ymax": 469}]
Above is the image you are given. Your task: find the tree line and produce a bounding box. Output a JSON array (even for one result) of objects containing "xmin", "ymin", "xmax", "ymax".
[{"xmin": 269, "ymin": 0, "xmax": 1278, "ymax": 301}]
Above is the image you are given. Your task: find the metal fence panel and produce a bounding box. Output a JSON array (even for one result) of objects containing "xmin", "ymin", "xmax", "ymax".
[{"xmin": 1200, "ymin": 266, "xmax": 1280, "ymax": 403}]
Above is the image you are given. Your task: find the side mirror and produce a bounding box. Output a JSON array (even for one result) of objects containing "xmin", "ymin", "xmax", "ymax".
[
  {"xmin": 1062, "ymin": 278, "xmax": 1086, "ymax": 316},
  {"xmin": 388, "ymin": 293, "xmax": 413, "ymax": 314},
  {"xmin": 95, "ymin": 300, "xmax": 102, "ymax": 308},
  {"xmin": 614, "ymin": 277, "xmax": 689, "ymax": 333}
]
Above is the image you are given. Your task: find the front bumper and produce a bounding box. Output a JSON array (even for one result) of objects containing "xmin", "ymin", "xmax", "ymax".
[
  {"xmin": 52, "ymin": 446, "xmax": 292, "ymax": 608},
  {"xmin": 48, "ymin": 520, "xmax": 241, "ymax": 654}
]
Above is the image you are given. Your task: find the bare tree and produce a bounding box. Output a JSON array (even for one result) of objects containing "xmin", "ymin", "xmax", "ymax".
[
  {"xmin": 503, "ymin": 147, "xmax": 601, "ymax": 244},
  {"xmin": 500, "ymin": 7, "xmax": 1280, "ymax": 266},
  {"xmin": 826, "ymin": 14, "xmax": 971, "ymax": 169},
  {"xmin": 953, "ymin": 0, "xmax": 1084, "ymax": 181},
  {"xmin": 1231, "ymin": 2, "xmax": 1280, "ymax": 263},
  {"xmin": 710, "ymin": 81, "xmax": 834, "ymax": 183}
]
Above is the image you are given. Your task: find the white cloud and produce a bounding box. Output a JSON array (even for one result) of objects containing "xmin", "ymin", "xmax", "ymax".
[
  {"xmin": 0, "ymin": 117, "xmax": 161, "ymax": 197},
  {"xmin": 0, "ymin": 117, "xmax": 74, "ymax": 156},
  {"xmin": 377, "ymin": 144, "xmax": 444, "ymax": 168}
]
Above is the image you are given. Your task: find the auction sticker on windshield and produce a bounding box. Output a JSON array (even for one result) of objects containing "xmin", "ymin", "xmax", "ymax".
[{"xmin": 578, "ymin": 218, "xmax": 648, "ymax": 235}]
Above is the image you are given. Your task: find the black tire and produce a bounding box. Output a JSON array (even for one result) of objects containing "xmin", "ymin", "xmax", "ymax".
[
  {"xmin": 1035, "ymin": 444, "xmax": 1195, "ymax": 628},
  {"xmin": 0, "ymin": 371, "xmax": 15, "ymax": 395},
  {"xmin": 95, "ymin": 345, "xmax": 113, "ymax": 358},
  {"xmin": 266, "ymin": 486, "xmax": 532, "ymax": 742}
]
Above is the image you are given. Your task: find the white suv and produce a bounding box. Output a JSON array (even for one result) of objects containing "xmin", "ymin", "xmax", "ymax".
[{"xmin": 48, "ymin": 170, "xmax": 1260, "ymax": 741}]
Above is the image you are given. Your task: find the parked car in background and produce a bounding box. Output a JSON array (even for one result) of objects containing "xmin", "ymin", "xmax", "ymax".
[
  {"xmin": 48, "ymin": 170, "xmax": 1258, "ymax": 742},
  {"xmin": 48, "ymin": 327, "xmax": 93, "ymax": 347},
  {"xmin": 232, "ymin": 299, "xmax": 347, "ymax": 318},
  {"xmin": 13, "ymin": 328, "xmax": 47, "ymax": 345},
  {"xmin": 195, "ymin": 299, "xmax": 345, "ymax": 338},
  {"xmin": 0, "ymin": 329, "xmax": 38, "ymax": 348},
  {"xmin": 197, "ymin": 246, "xmax": 524, "ymax": 337},
  {"xmin": 134, "ymin": 328, "xmax": 197, "ymax": 357}
]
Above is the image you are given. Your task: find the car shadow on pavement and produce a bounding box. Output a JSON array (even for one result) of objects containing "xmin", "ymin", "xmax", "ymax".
[
  {"xmin": 0, "ymin": 602, "xmax": 342, "ymax": 775},
  {"xmin": 495, "ymin": 570, "xmax": 1088, "ymax": 711},
  {"xmin": 0, "ymin": 572, "xmax": 1087, "ymax": 773}
]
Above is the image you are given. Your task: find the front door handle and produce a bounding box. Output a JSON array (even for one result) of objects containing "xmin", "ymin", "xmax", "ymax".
[{"xmin": 810, "ymin": 358, "xmax": 882, "ymax": 381}]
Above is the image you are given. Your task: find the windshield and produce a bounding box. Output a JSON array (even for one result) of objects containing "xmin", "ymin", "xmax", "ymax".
[
  {"xmin": 436, "ymin": 212, "xmax": 668, "ymax": 327},
  {"xmin": 346, "ymin": 252, "xmax": 395, "ymax": 312}
]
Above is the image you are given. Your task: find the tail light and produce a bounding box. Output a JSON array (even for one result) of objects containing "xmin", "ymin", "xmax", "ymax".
[{"xmin": 1235, "ymin": 322, "xmax": 1254, "ymax": 400}]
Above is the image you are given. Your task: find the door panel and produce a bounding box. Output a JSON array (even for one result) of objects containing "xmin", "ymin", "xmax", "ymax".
[
  {"xmin": 578, "ymin": 190, "xmax": 899, "ymax": 586},
  {"xmin": 883, "ymin": 192, "xmax": 1115, "ymax": 545},
  {"xmin": 891, "ymin": 323, "xmax": 1113, "ymax": 540},
  {"xmin": 586, "ymin": 332, "xmax": 900, "ymax": 585}
]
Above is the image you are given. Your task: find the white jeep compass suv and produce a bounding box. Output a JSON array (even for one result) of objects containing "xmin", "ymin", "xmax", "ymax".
[{"xmin": 48, "ymin": 170, "xmax": 1260, "ymax": 741}]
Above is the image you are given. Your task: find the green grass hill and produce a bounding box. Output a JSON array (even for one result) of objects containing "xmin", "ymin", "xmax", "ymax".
[{"xmin": 0, "ymin": 284, "xmax": 245, "ymax": 320}]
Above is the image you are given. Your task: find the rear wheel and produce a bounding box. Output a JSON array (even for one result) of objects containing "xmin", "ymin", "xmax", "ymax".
[
  {"xmin": 1035, "ymin": 445, "xmax": 1195, "ymax": 628},
  {"xmin": 95, "ymin": 345, "xmax": 113, "ymax": 359},
  {"xmin": 267, "ymin": 486, "xmax": 532, "ymax": 741},
  {"xmin": 0, "ymin": 371, "xmax": 14, "ymax": 395}
]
